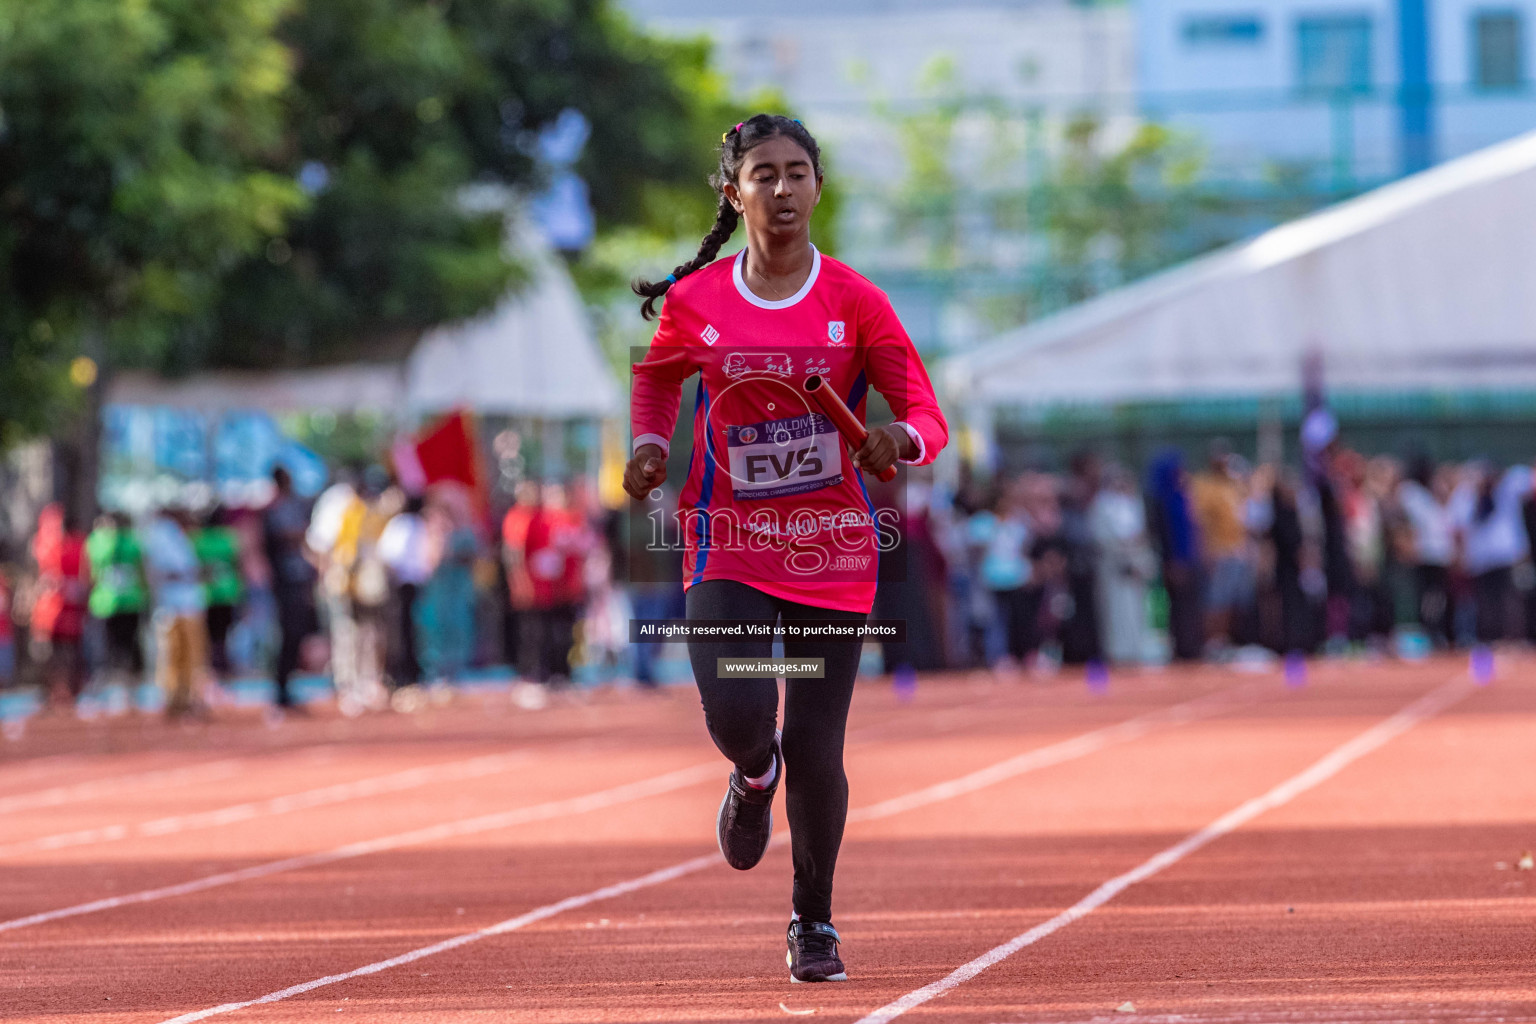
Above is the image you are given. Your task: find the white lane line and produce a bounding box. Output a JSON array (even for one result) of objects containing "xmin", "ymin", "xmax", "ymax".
[
  {"xmin": 847, "ymin": 683, "xmax": 1250, "ymax": 822},
  {"xmin": 3, "ymin": 681, "xmax": 1244, "ymax": 937},
  {"xmin": 0, "ymin": 686, "xmax": 1004, "ymax": 928},
  {"xmin": 0, "ymin": 761, "xmax": 720, "ymax": 934},
  {"xmin": 0, "ymin": 753, "xmax": 90, "ymax": 788},
  {"xmin": 0, "ymin": 751, "xmax": 538, "ymax": 856},
  {"xmin": 0, "ymin": 759, "xmax": 248, "ymax": 816},
  {"xmin": 0, "ymin": 685, "xmax": 967, "ymax": 836},
  {"xmin": 148, "ymin": 684, "xmax": 1259, "ymax": 1022},
  {"xmin": 852, "ymin": 675, "xmax": 1474, "ymax": 1024},
  {"xmin": 155, "ymin": 850, "xmax": 724, "ymax": 1024}
]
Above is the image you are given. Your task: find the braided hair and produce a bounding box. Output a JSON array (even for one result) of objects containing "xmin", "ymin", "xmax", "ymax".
[{"xmin": 633, "ymin": 114, "xmax": 823, "ymax": 320}]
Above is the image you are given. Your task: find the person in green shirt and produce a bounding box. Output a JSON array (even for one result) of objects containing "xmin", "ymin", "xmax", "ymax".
[
  {"xmin": 85, "ymin": 511, "xmax": 147, "ymax": 686},
  {"xmin": 194, "ymin": 508, "xmax": 244, "ymax": 679}
]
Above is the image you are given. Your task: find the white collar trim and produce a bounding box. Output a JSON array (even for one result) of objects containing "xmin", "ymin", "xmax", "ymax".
[{"xmin": 732, "ymin": 245, "xmax": 821, "ymax": 309}]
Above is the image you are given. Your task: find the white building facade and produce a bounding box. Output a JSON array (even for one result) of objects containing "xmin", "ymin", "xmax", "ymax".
[
  {"xmin": 621, "ymin": 1, "xmax": 1138, "ymax": 352},
  {"xmin": 1139, "ymin": 0, "xmax": 1536, "ymax": 184},
  {"xmin": 622, "ymin": 0, "xmax": 1137, "ymax": 183}
]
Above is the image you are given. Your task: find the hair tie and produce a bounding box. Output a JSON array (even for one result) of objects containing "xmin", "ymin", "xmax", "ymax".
[
  {"xmin": 792, "ymin": 118, "xmax": 803, "ymax": 125},
  {"xmin": 664, "ymin": 273, "xmax": 677, "ymax": 285},
  {"xmin": 734, "ymin": 122, "xmax": 744, "ymax": 132}
]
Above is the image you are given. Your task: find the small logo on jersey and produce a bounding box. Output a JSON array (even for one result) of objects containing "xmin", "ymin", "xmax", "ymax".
[
  {"xmin": 701, "ymin": 324, "xmax": 720, "ymax": 346},
  {"xmin": 723, "ymin": 352, "xmax": 793, "ymax": 379},
  {"xmin": 827, "ymin": 321, "xmax": 846, "ymax": 346},
  {"xmin": 738, "ymin": 427, "xmax": 758, "ymax": 444}
]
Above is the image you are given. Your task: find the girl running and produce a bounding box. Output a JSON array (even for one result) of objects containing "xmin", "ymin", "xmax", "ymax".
[{"xmin": 623, "ymin": 114, "xmax": 948, "ymax": 983}]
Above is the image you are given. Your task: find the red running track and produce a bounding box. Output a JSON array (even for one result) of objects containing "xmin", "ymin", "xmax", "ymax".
[{"xmin": 1, "ymin": 655, "xmax": 1533, "ymax": 1023}]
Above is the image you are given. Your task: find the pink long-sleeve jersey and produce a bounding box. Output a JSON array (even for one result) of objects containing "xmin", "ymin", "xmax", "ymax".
[{"xmin": 630, "ymin": 246, "xmax": 948, "ymax": 613}]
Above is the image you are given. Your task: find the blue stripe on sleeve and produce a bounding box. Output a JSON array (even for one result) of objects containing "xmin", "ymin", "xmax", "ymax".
[
  {"xmin": 846, "ymin": 371, "xmax": 876, "ymax": 516},
  {"xmin": 691, "ymin": 382, "xmax": 716, "ymax": 584},
  {"xmin": 845, "ymin": 370, "xmax": 867, "ymax": 412},
  {"xmin": 854, "ymin": 464, "xmax": 876, "ymax": 517}
]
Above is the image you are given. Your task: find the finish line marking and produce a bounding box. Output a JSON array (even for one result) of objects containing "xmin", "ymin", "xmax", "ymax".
[
  {"xmin": 852, "ymin": 675, "xmax": 1474, "ymax": 1024},
  {"xmin": 148, "ymin": 683, "xmax": 1260, "ymax": 1022}
]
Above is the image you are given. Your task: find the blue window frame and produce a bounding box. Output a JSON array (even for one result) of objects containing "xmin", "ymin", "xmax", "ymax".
[
  {"xmin": 1473, "ymin": 10, "xmax": 1524, "ymax": 88},
  {"xmin": 1182, "ymin": 15, "xmax": 1265, "ymax": 45},
  {"xmin": 1297, "ymin": 16, "xmax": 1374, "ymax": 93}
]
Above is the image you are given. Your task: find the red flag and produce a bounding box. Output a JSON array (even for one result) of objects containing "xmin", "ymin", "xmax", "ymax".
[{"xmin": 393, "ymin": 410, "xmax": 487, "ymax": 519}]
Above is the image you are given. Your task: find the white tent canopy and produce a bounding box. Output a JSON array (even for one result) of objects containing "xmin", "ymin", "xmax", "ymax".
[
  {"xmin": 944, "ymin": 129, "xmax": 1536, "ymax": 410},
  {"xmin": 109, "ymin": 224, "xmax": 619, "ymax": 420},
  {"xmin": 405, "ymin": 239, "xmax": 619, "ymax": 418}
]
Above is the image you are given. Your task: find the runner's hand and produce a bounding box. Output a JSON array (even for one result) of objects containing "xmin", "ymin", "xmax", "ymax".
[
  {"xmin": 852, "ymin": 425, "xmax": 913, "ymax": 476},
  {"xmin": 624, "ymin": 444, "xmax": 668, "ymax": 500}
]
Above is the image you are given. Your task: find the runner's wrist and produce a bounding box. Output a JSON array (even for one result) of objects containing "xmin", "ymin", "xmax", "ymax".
[
  {"xmin": 632, "ymin": 435, "xmax": 670, "ymax": 458},
  {"xmin": 883, "ymin": 424, "xmax": 918, "ymax": 462}
]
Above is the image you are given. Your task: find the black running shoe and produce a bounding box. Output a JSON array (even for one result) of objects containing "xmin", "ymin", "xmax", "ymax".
[
  {"xmin": 715, "ymin": 735, "xmax": 781, "ymax": 871},
  {"xmin": 787, "ymin": 920, "xmax": 847, "ymax": 983}
]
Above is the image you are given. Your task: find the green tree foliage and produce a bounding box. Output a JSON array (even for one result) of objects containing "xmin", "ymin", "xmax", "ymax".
[
  {"xmin": 0, "ymin": 0, "xmax": 303, "ymax": 443},
  {"xmin": 859, "ymin": 55, "xmax": 1022, "ymax": 275},
  {"xmin": 861, "ymin": 55, "xmax": 1318, "ymax": 342},
  {"xmin": 877, "ymin": 56, "xmax": 977, "ymax": 272},
  {"xmin": 210, "ymin": 0, "xmax": 743, "ymax": 369},
  {"xmin": 1034, "ymin": 116, "xmax": 1207, "ymax": 305},
  {"xmin": 0, "ymin": 0, "xmax": 751, "ymax": 444}
]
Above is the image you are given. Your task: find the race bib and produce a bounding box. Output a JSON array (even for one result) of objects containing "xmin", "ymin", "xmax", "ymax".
[{"xmin": 726, "ymin": 413, "xmax": 842, "ymax": 501}]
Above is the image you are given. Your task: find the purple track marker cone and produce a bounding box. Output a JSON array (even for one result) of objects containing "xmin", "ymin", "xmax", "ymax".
[
  {"xmin": 893, "ymin": 665, "xmax": 917, "ymax": 702},
  {"xmin": 1085, "ymin": 660, "xmax": 1109, "ymax": 694},
  {"xmin": 1471, "ymin": 645, "xmax": 1495, "ymax": 685},
  {"xmin": 1284, "ymin": 651, "xmax": 1307, "ymax": 688}
]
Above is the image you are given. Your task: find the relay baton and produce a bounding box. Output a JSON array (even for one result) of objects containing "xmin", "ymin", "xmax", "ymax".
[{"xmin": 803, "ymin": 374, "xmax": 897, "ymax": 483}]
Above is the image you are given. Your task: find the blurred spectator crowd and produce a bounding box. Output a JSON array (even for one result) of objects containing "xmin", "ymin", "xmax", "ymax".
[
  {"xmin": 892, "ymin": 420, "xmax": 1536, "ymax": 683},
  {"xmin": 0, "ymin": 465, "xmax": 642, "ymax": 721},
  {"xmin": 5, "ymin": 412, "xmax": 1536, "ymax": 721}
]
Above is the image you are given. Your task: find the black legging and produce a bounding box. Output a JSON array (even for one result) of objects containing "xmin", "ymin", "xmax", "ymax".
[
  {"xmin": 685, "ymin": 579, "xmax": 866, "ymax": 923},
  {"xmin": 993, "ymin": 585, "xmax": 1043, "ymax": 661},
  {"xmin": 1474, "ymin": 566, "xmax": 1514, "ymax": 643},
  {"xmin": 274, "ymin": 584, "xmax": 316, "ymax": 708},
  {"xmin": 1413, "ymin": 564, "xmax": 1454, "ymax": 649}
]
